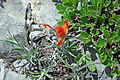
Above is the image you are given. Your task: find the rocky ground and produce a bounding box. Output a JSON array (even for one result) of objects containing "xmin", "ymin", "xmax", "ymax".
[{"xmin": 0, "ymin": 0, "xmax": 118, "ymax": 80}]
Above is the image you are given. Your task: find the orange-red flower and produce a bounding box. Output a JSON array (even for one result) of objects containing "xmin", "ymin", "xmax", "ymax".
[{"xmin": 43, "ymin": 20, "xmax": 69, "ymax": 46}]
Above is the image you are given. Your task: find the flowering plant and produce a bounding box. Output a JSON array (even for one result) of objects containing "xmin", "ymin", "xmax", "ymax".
[{"xmin": 43, "ymin": 20, "xmax": 69, "ymax": 46}]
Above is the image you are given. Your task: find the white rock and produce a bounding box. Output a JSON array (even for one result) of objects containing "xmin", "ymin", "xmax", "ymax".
[
  {"xmin": 5, "ymin": 70, "xmax": 30, "ymax": 80},
  {"xmin": 0, "ymin": 59, "xmax": 5, "ymax": 80}
]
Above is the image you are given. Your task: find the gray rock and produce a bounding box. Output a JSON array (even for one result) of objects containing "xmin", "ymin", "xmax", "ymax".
[
  {"xmin": 0, "ymin": 0, "xmax": 61, "ymax": 80},
  {"xmin": 0, "ymin": 0, "xmax": 25, "ymax": 54},
  {"xmin": 0, "ymin": 59, "xmax": 30, "ymax": 80},
  {"xmin": 29, "ymin": 0, "xmax": 62, "ymax": 28},
  {"xmin": 12, "ymin": 59, "xmax": 29, "ymax": 74},
  {"xmin": 0, "ymin": 0, "xmax": 61, "ymax": 55},
  {"xmin": 0, "ymin": 59, "xmax": 5, "ymax": 80},
  {"xmin": 0, "ymin": 32, "xmax": 25, "ymax": 63},
  {"xmin": 5, "ymin": 70, "xmax": 30, "ymax": 80}
]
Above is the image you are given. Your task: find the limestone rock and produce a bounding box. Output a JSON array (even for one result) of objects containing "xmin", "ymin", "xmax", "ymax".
[
  {"xmin": 0, "ymin": 59, "xmax": 5, "ymax": 80},
  {"xmin": 0, "ymin": 0, "xmax": 61, "ymax": 57},
  {"xmin": 0, "ymin": 0, "xmax": 25, "ymax": 54}
]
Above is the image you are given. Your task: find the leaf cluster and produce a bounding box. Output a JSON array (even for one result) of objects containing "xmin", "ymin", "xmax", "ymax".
[{"xmin": 56, "ymin": 0, "xmax": 120, "ymax": 76}]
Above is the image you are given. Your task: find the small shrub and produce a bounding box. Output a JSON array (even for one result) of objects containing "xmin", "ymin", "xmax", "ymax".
[{"xmin": 56, "ymin": 0, "xmax": 120, "ymax": 76}]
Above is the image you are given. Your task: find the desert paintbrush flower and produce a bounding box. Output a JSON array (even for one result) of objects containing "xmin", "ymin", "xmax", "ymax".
[{"xmin": 43, "ymin": 20, "xmax": 69, "ymax": 46}]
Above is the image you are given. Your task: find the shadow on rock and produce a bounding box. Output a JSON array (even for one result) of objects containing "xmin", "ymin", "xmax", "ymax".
[
  {"xmin": 105, "ymin": 66, "xmax": 112, "ymax": 78},
  {"xmin": 85, "ymin": 46, "xmax": 98, "ymax": 61}
]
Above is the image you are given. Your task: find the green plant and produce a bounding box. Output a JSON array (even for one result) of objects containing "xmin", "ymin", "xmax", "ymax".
[
  {"xmin": 56, "ymin": 0, "xmax": 120, "ymax": 76},
  {"xmin": 56, "ymin": 52, "xmax": 99, "ymax": 79},
  {"xmin": 2, "ymin": 0, "xmax": 120, "ymax": 79},
  {"xmin": 2, "ymin": 31, "xmax": 99, "ymax": 80},
  {"xmin": 3, "ymin": 32, "xmax": 54, "ymax": 80}
]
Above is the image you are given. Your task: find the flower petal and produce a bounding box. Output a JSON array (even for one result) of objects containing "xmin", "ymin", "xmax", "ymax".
[
  {"xmin": 43, "ymin": 24, "xmax": 56, "ymax": 32},
  {"xmin": 56, "ymin": 25, "xmax": 66, "ymax": 38},
  {"xmin": 62, "ymin": 20, "xmax": 69, "ymax": 34},
  {"xmin": 56, "ymin": 37, "xmax": 64, "ymax": 46}
]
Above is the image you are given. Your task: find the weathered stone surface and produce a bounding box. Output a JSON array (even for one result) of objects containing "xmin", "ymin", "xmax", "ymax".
[
  {"xmin": 0, "ymin": 0, "xmax": 61, "ymax": 79},
  {"xmin": 0, "ymin": 0, "xmax": 61, "ymax": 56},
  {"xmin": 25, "ymin": 0, "xmax": 61, "ymax": 27},
  {"xmin": 0, "ymin": 0, "xmax": 25, "ymax": 55},
  {"xmin": 12, "ymin": 59, "xmax": 28, "ymax": 74},
  {"xmin": 0, "ymin": 59, "xmax": 5, "ymax": 80},
  {"xmin": 0, "ymin": 59, "xmax": 30, "ymax": 80},
  {"xmin": 5, "ymin": 70, "xmax": 30, "ymax": 80},
  {"xmin": 0, "ymin": 0, "xmax": 60, "ymax": 79}
]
